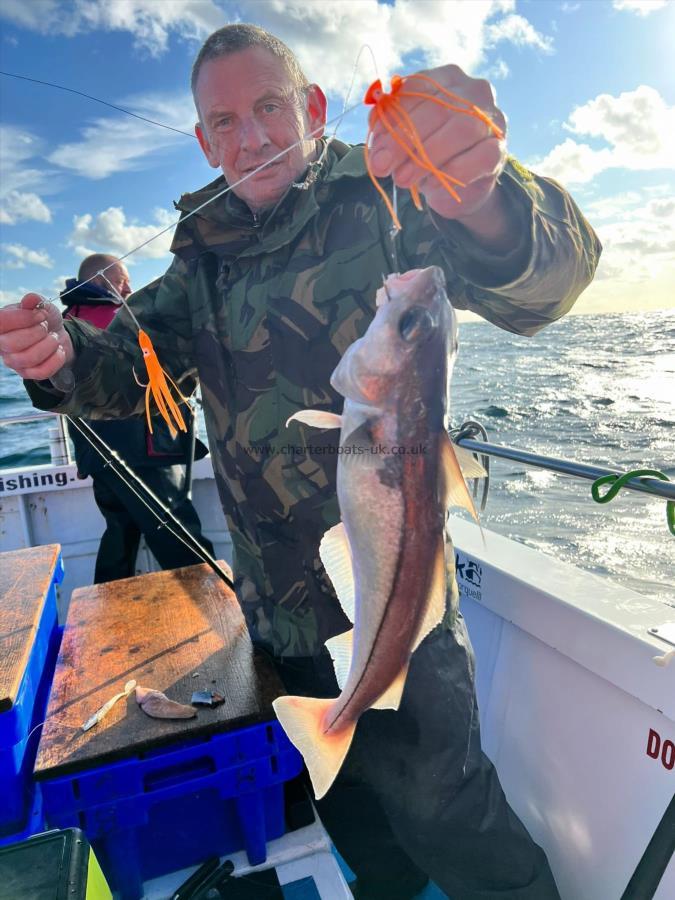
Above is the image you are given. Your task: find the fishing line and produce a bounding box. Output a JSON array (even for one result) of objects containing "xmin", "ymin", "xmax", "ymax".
[
  {"xmin": 48, "ymin": 99, "xmax": 364, "ymax": 305},
  {"xmin": 0, "ymin": 70, "xmax": 195, "ymax": 138},
  {"xmin": 331, "ymin": 43, "xmax": 380, "ymax": 141}
]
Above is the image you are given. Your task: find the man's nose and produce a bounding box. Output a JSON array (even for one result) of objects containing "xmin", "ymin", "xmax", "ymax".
[{"xmin": 239, "ymin": 117, "xmax": 270, "ymax": 153}]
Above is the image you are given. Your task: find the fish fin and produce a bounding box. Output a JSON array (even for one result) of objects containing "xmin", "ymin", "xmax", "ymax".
[
  {"xmin": 453, "ymin": 444, "xmax": 487, "ymax": 479},
  {"xmin": 325, "ymin": 628, "xmax": 354, "ymax": 691},
  {"xmin": 371, "ymin": 665, "xmax": 408, "ymax": 711},
  {"xmin": 286, "ymin": 410, "xmax": 342, "ymax": 430},
  {"xmin": 412, "ymin": 535, "xmax": 448, "ymax": 653},
  {"xmin": 319, "ymin": 522, "xmax": 356, "ymax": 622},
  {"xmin": 439, "ymin": 431, "xmax": 481, "ymax": 521},
  {"xmin": 273, "ymin": 695, "xmax": 354, "ymax": 800}
]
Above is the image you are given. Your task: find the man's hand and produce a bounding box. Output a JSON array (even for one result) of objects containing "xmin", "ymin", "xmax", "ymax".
[
  {"xmin": 0, "ymin": 293, "xmax": 74, "ymax": 381},
  {"xmin": 368, "ymin": 64, "xmax": 516, "ymax": 251}
]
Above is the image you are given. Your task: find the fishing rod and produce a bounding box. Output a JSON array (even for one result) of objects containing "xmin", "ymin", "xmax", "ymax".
[{"xmin": 65, "ymin": 416, "xmax": 235, "ymax": 590}]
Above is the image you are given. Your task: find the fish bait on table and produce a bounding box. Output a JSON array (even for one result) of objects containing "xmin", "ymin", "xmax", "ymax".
[
  {"xmin": 274, "ymin": 266, "xmax": 486, "ymax": 798},
  {"xmin": 135, "ymin": 685, "xmax": 197, "ymax": 719}
]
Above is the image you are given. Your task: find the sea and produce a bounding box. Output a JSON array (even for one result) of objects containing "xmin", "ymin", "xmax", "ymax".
[{"xmin": 1, "ymin": 308, "xmax": 673, "ymax": 607}]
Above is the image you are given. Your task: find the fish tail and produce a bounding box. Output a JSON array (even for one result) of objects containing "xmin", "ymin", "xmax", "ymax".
[{"xmin": 272, "ymin": 695, "xmax": 355, "ymax": 800}]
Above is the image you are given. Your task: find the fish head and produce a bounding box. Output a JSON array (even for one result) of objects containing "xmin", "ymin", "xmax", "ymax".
[{"xmin": 331, "ymin": 267, "xmax": 457, "ymax": 425}]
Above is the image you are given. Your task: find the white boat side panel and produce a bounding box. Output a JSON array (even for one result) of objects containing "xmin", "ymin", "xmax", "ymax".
[
  {"xmin": 451, "ymin": 516, "xmax": 675, "ymax": 720},
  {"xmin": 0, "ymin": 459, "xmax": 232, "ymax": 620},
  {"xmin": 462, "ymin": 596, "xmax": 675, "ymax": 900}
]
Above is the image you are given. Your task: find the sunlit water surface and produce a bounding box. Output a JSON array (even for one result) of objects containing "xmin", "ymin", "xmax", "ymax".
[{"xmin": 1, "ymin": 309, "xmax": 673, "ymax": 606}]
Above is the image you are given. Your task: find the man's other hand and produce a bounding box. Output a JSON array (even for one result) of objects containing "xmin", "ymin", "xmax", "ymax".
[{"xmin": 0, "ymin": 293, "xmax": 74, "ymax": 380}]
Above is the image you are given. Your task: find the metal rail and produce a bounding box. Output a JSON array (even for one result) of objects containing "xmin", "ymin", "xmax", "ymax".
[{"xmin": 455, "ymin": 436, "xmax": 675, "ymax": 502}]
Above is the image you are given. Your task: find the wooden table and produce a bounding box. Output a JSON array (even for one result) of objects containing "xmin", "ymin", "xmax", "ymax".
[
  {"xmin": 35, "ymin": 563, "xmax": 286, "ymax": 779},
  {"xmin": 0, "ymin": 544, "xmax": 62, "ymax": 715}
]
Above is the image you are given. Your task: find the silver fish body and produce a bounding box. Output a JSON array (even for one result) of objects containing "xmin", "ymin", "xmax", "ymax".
[{"xmin": 274, "ymin": 266, "xmax": 480, "ymax": 798}]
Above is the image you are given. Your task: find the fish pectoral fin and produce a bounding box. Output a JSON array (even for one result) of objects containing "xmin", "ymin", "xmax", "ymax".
[
  {"xmin": 286, "ymin": 410, "xmax": 342, "ymax": 430},
  {"xmin": 320, "ymin": 521, "xmax": 356, "ymax": 622},
  {"xmin": 412, "ymin": 534, "xmax": 448, "ymax": 654},
  {"xmin": 439, "ymin": 431, "xmax": 481, "ymax": 522},
  {"xmin": 453, "ymin": 444, "xmax": 487, "ymax": 479},
  {"xmin": 325, "ymin": 628, "xmax": 354, "ymax": 691},
  {"xmin": 273, "ymin": 695, "xmax": 355, "ymax": 800},
  {"xmin": 371, "ymin": 665, "xmax": 408, "ymax": 711}
]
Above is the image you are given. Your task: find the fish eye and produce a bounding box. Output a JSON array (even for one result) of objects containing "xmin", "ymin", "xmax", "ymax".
[{"xmin": 398, "ymin": 306, "xmax": 434, "ymax": 343}]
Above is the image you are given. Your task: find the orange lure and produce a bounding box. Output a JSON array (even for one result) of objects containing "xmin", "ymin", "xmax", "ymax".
[
  {"xmin": 135, "ymin": 329, "xmax": 188, "ymax": 438},
  {"xmin": 363, "ymin": 73, "xmax": 504, "ymax": 230}
]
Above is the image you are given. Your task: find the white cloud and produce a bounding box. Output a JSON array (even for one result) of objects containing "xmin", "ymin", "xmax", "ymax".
[
  {"xmin": 0, "ymin": 125, "xmax": 53, "ymax": 223},
  {"xmin": 229, "ymin": 1, "xmax": 553, "ymax": 98},
  {"xmin": 48, "ymin": 92, "xmax": 196, "ymax": 179},
  {"xmin": 2, "ymin": 243, "xmax": 54, "ymax": 269},
  {"xmin": 529, "ymin": 86, "xmax": 675, "ymax": 184},
  {"xmin": 0, "ymin": 190, "xmax": 52, "ymax": 225},
  {"xmin": 0, "ymin": 0, "xmax": 224, "ymax": 56},
  {"xmin": 575, "ymin": 190, "xmax": 675, "ymax": 313},
  {"xmin": 0, "ymin": 1, "xmax": 553, "ymax": 97},
  {"xmin": 485, "ymin": 14, "xmax": 554, "ymax": 52},
  {"xmin": 483, "ymin": 58, "xmax": 510, "ymax": 81},
  {"xmin": 68, "ymin": 206, "xmax": 177, "ymax": 261},
  {"xmin": 612, "ymin": 0, "xmax": 667, "ymax": 15}
]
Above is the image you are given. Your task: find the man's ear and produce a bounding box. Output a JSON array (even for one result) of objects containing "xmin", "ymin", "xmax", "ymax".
[
  {"xmin": 195, "ymin": 122, "xmax": 219, "ymax": 169},
  {"xmin": 305, "ymin": 84, "xmax": 327, "ymax": 140}
]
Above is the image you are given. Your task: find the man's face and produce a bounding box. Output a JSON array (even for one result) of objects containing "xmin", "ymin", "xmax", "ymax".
[
  {"xmin": 194, "ymin": 47, "xmax": 326, "ymax": 212},
  {"xmin": 100, "ymin": 263, "xmax": 131, "ymax": 298}
]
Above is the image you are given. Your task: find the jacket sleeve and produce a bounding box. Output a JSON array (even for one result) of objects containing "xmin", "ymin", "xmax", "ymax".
[
  {"xmin": 24, "ymin": 256, "xmax": 197, "ymax": 417},
  {"xmin": 398, "ymin": 157, "xmax": 603, "ymax": 336}
]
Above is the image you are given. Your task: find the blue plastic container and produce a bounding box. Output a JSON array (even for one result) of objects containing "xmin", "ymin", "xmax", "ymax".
[
  {"xmin": 40, "ymin": 720, "xmax": 303, "ymax": 900},
  {"xmin": 0, "ymin": 553, "xmax": 64, "ymax": 841}
]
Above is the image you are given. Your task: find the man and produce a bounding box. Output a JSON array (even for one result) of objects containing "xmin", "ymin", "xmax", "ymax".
[
  {"xmin": 0, "ymin": 24, "xmax": 601, "ymax": 899},
  {"xmin": 61, "ymin": 253, "xmax": 214, "ymax": 583}
]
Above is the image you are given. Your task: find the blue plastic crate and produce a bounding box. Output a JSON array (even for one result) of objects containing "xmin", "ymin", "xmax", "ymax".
[
  {"xmin": 0, "ymin": 553, "xmax": 64, "ymax": 838},
  {"xmin": 40, "ymin": 720, "xmax": 303, "ymax": 900}
]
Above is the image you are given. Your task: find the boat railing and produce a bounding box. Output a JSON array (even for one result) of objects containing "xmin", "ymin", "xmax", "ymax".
[{"xmin": 0, "ymin": 411, "xmax": 72, "ymax": 465}]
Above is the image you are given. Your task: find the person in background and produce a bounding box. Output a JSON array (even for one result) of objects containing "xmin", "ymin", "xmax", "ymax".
[{"xmin": 61, "ymin": 253, "xmax": 214, "ymax": 583}]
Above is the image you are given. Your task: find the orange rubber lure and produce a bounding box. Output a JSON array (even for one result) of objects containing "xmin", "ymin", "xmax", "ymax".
[
  {"xmin": 364, "ymin": 73, "xmax": 504, "ymax": 230},
  {"xmin": 135, "ymin": 329, "xmax": 188, "ymax": 437}
]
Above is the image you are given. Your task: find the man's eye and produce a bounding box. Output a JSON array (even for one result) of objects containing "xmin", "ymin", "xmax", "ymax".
[
  {"xmin": 263, "ymin": 103, "xmax": 279, "ymax": 113},
  {"xmin": 216, "ymin": 117, "xmax": 232, "ymax": 128}
]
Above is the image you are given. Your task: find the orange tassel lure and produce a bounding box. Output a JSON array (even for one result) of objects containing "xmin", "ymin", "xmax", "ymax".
[
  {"xmin": 364, "ymin": 74, "xmax": 504, "ymax": 230},
  {"xmin": 134, "ymin": 329, "xmax": 188, "ymax": 438}
]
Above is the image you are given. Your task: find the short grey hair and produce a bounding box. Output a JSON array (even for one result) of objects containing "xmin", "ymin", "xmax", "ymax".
[{"xmin": 191, "ymin": 24, "xmax": 309, "ymax": 116}]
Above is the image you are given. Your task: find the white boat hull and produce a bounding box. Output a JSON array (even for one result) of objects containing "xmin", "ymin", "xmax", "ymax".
[{"xmin": 1, "ymin": 459, "xmax": 673, "ymax": 898}]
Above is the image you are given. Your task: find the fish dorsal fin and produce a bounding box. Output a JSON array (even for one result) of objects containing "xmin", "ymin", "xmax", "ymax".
[
  {"xmin": 319, "ymin": 522, "xmax": 356, "ymax": 623},
  {"xmin": 325, "ymin": 629, "xmax": 354, "ymax": 691},
  {"xmin": 411, "ymin": 534, "xmax": 447, "ymax": 654},
  {"xmin": 286, "ymin": 410, "xmax": 343, "ymax": 430},
  {"xmin": 454, "ymin": 444, "xmax": 487, "ymax": 479},
  {"xmin": 439, "ymin": 430, "xmax": 481, "ymax": 522}
]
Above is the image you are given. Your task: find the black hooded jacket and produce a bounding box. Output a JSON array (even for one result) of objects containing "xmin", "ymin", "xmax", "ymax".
[{"xmin": 60, "ymin": 279, "xmax": 207, "ymax": 476}]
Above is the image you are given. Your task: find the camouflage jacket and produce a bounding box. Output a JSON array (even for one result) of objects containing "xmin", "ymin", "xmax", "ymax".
[{"xmin": 27, "ymin": 140, "xmax": 601, "ymax": 656}]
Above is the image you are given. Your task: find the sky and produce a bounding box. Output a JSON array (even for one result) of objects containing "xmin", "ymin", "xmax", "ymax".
[{"xmin": 0, "ymin": 0, "xmax": 674, "ymax": 320}]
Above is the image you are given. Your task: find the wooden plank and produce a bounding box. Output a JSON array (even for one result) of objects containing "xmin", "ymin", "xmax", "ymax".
[
  {"xmin": 0, "ymin": 544, "xmax": 61, "ymax": 714},
  {"xmin": 35, "ymin": 563, "xmax": 286, "ymax": 779}
]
